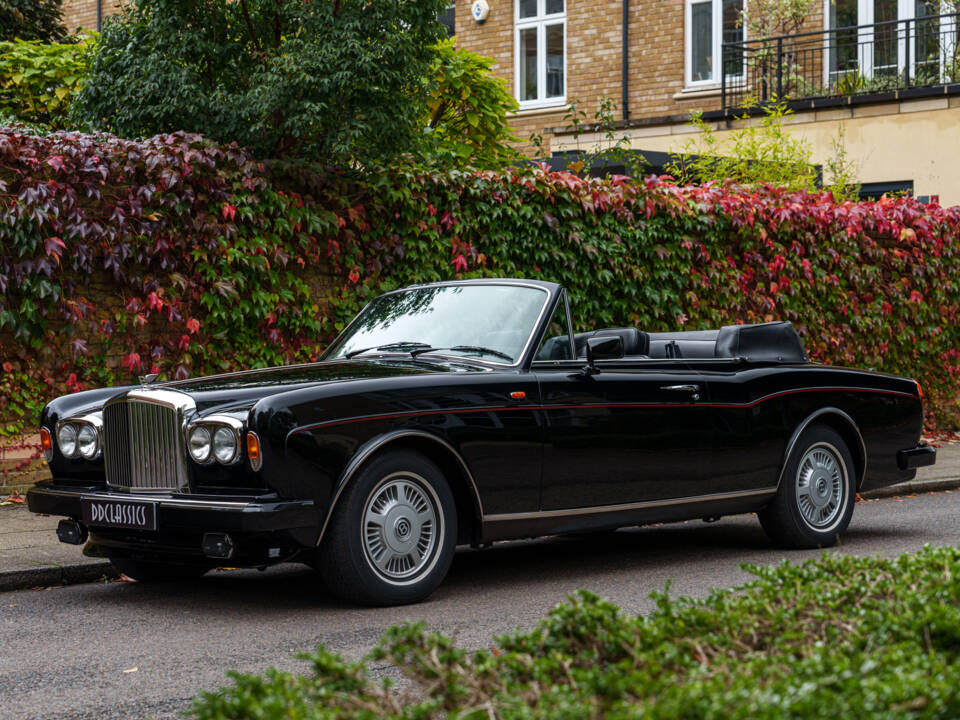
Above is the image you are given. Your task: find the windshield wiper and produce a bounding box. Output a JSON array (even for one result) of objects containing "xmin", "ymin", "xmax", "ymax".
[
  {"xmin": 413, "ymin": 345, "xmax": 514, "ymax": 362},
  {"xmin": 345, "ymin": 341, "xmax": 433, "ymax": 359}
]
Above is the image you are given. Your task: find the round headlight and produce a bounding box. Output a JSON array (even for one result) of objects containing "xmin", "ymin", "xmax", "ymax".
[
  {"xmin": 188, "ymin": 426, "xmax": 212, "ymax": 463},
  {"xmin": 57, "ymin": 424, "xmax": 78, "ymax": 458},
  {"xmin": 77, "ymin": 424, "xmax": 99, "ymax": 459},
  {"xmin": 213, "ymin": 427, "xmax": 238, "ymax": 464}
]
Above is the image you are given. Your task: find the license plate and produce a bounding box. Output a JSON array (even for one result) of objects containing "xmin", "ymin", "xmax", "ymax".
[{"xmin": 82, "ymin": 497, "xmax": 157, "ymax": 531}]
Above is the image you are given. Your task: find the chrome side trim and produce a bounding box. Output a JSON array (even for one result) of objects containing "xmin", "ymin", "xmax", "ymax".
[
  {"xmin": 775, "ymin": 407, "xmax": 867, "ymax": 490},
  {"xmin": 315, "ymin": 430, "xmax": 483, "ymax": 546},
  {"xmin": 482, "ymin": 487, "xmax": 777, "ymax": 523}
]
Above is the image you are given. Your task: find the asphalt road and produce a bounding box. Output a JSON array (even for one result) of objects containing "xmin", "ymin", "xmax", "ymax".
[{"xmin": 2, "ymin": 490, "xmax": 959, "ymax": 720}]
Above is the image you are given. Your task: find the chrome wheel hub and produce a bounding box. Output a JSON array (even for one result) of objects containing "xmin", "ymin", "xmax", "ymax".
[
  {"xmin": 362, "ymin": 473, "xmax": 438, "ymax": 581},
  {"xmin": 795, "ymin": 444, "xmax": 845, "ymax": 529}
]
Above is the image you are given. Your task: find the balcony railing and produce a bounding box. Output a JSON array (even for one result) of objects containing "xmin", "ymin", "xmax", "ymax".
[{"xmin": 721, "ymin": 12, "xmax": 960, "ymax": 113}]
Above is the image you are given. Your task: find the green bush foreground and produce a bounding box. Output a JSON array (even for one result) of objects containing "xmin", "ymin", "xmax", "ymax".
[{"xmin": 189, "ymin": 545, "xmax": 960, "ymax": 719}]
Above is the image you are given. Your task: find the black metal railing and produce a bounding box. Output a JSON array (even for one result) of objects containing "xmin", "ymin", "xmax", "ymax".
[{"xmin": 722, "ymin": 12, "xmax": 960, "ymax": 112}]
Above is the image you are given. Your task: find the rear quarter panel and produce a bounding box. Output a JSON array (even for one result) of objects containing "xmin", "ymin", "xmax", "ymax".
[{"xmin": 696, "ymin": 362, "xmax": 922, "ymax": 492}]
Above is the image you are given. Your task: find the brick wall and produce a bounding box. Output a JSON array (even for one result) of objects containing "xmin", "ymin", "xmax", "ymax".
[
  {"xmin": 455, "ymin": 0, "xmax": 828, "ymax": 152},
  {"xmin": 61, "ymin": 0, "xmax": 124, "ymax": 32}
]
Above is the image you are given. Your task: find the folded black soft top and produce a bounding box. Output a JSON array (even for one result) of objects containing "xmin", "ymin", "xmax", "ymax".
[{"xmin": 575, "ymin": 321, "xmax": 808, "ymax": 363}]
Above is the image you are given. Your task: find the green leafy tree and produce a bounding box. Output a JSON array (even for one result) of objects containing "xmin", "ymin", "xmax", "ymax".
[
  {"xmin": 0, "ymin": 0, "xmax": 66, "ymax": 42},
  {"xmin": 420, "ymin": 38, "xmax": 519, "ymax": 168},
  {"xmin": 0, "ymin": 36, "xmax": 94, "ymax": 129},
  {"xmin": 72, "ymin": 0, "xmax": 448, "ymax": 164}
]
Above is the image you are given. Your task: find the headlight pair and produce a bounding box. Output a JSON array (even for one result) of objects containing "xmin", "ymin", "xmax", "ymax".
[
  {"xmin": 187, "ymin": 418, "xmax": 243, "ymax": 466},
  {"xmin": 56, "ymin": 416, "xmax": 103, "ymax": 460}
]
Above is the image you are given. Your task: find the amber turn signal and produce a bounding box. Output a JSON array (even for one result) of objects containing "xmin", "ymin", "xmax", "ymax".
[
  {"xmin": 246, "ymin": 431, "xmax": 262, "ymax": 471},
  {"xmin": 39, "ymin": 427, "xmax": 53, "ymax": 461},
  {"xmin": 915, "ymin": 380, "xmax": 923, "ymax": 401},
  {"xmin": 510, "ymin": 391, "xmax": 526, "ymax": 400}
]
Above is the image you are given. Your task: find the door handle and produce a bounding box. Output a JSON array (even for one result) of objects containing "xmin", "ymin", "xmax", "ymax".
[{"xmin": 661, "ymin": 384, "xmax": 701, "ymax": 401}]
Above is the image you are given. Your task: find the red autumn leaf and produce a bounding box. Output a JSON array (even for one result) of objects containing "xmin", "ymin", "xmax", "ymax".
[
  {"xmin": 43, "ymin": 236, "xmax": 66, "ymax": 259},
  {"xmin": 221, "ymin": 203, "xmax": 237, "ymax": 221},
  {"xmin": 186, "ymin": 317, "xmax": 201, "ymax": 334},
  {"xmin": 348, "ymin": 266, "xmax": 360, "ymax": 284},
  {"xmin": 910, "ymin": 290, "xmax": 923, "ymax": 304},
  {"xmin": 146, "ymin": 292, "xmax": 164, "ymax": 311},
  {"xmin": 121, "ymin": 352, "xmax": 142, "ymax": 373},
  {"xmin": 2, "ymin": 362, "xmax": 13, "ymax": 373},
  {"xmin": 451, "ymin": 254, "xmax": 468, "ymax": 272},
  {"xmin": 46, "ymin": 155, "xmax": 65, "ymax": 172}
]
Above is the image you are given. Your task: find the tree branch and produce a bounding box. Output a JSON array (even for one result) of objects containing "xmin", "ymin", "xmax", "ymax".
[{"xmin": 238, "ymin": 0, "xmax": 262, "ymax": 53}]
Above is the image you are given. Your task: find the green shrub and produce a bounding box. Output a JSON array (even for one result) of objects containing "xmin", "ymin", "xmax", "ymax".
[
  {"xmin": 421, "ymin": 38, "xmax": 519, "ymax": 168},
  {"xmin": 0, "ymin": 35, "xmax": 94, "ymax": 129},
  {"xmin": 1, "ymin": 0, "xmax": 66, "ymax": 43},
  {"xmin": 188, "ymin": 545, "xmax": 960, "ymax": 719}
]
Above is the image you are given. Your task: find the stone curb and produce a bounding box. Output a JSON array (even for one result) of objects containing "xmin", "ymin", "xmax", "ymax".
[
  {"xmin": 860, "ymin": 476, "xmax": 960, "ymax": 500},
  {"xmin": 0, "ymin": 560, "xmax": 118, "ymax": 593},
  {"xmin": 1, "ymin": 477, "xmax": 957, "ymax": 594}
]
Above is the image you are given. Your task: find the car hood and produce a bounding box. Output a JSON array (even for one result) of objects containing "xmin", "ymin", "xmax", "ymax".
[
  {"xmin": 159, "ymin": 358, "xmax": 483, "ymax": 414},
  {"xmin": 42, "ymin": 358, "xmax": 490, "ymax": 423}
]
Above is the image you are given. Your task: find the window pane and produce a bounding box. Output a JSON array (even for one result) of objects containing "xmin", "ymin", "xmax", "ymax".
[
  {"xmin": 829, "ymin": 0, "xmax": 858, "ymax": 78},
  {"xmin": 519, "ymin": 0, "xmax": 537, "ymax": 19},
  {"xmin": 545, "ymin": 23, "xmax": 564, "ymax": 97},
  {"xmin": 722, "ymin": 0, "xmax": 743, "ymax": 76},
  {"xmin": 520, "ymin": 27, "xmax": 538, "ymax": 100},
  {"xmin": 873, "ymin": 0, "xmax": 898, "ymax": 76},
  {"xmin": 546, "ymin": 0, "xmax": 564, "ymax": 14},
  {"xmin": 439, "ymin": 5, "xmax": 455, "ymax": 37},
  {"xmin": 691, "ymin": 2, "xmax": 713, "ymax": 81},
  {"xmin": 535, "ymin": 297, "xmax": 573, "ymax": 361},
  {"xmin": 915, "ymin": 0, "xmax": 941, "ymax": 81}
]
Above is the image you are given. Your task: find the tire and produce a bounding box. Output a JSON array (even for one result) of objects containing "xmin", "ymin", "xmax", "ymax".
[
  {"xmin": 759, "ymin": 424, "xmax": 856, "ymax": 549},
  {"xmin": 318, "ymin": 450, "xmax": 457, "ymax": 606},
  {"xmin": 109, "ymin": 557, "xmax": 209, "ymax": 582}
]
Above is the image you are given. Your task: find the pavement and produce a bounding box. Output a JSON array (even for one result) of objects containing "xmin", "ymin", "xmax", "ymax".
[{"xmin": 2, "ymin": 443, "xmax": 959, "ymax": 594}]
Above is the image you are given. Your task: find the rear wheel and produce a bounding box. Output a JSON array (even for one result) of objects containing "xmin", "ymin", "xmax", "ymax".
[
  {"xmin": 109, "ymin": 557, "xmax": 209, "ymax": 582},
  {"xmin": 759, "ymin": 424, "xmax": 856, "ymax": 549},
  {"xmin": 319, "ymin": 450, "xmax": 457, "ymax": 606}
]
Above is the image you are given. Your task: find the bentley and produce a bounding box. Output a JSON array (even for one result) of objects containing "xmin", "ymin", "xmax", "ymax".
[{"xmin": 27, "ymin": 279, "xmax": 935, "ymax": 605}]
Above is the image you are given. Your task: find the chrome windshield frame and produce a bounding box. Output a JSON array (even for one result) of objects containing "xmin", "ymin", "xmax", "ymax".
[{"xmin": 322, "ymin": 280, "xmax": 555, "ymax": 369}]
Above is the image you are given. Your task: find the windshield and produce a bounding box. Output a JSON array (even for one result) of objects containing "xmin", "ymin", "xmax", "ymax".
[{"xmin": 325, "ymin": 284, "xmax": 550, "ymax": 365}]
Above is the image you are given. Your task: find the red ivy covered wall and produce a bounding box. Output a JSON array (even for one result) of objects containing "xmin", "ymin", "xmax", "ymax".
[{"xmin": 2, "ymin": 128, "xmax": 958, "ymax": 439}]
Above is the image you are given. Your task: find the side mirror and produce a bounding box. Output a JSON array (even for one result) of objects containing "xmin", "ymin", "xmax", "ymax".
[{"xmin": 582, "ymin": 336, "xmax": 624, "ymax": 376}]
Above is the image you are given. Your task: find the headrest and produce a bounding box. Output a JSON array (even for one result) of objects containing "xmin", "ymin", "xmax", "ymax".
[
  {"xmin": 576, "ymin": 328, "xmax": 649, "ymax": 357},
  {"xmin": 714, "ymin": 321, "xmax": 807, "ymax": 362}
]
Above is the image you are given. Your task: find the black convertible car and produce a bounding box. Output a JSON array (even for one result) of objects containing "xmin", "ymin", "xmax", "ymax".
[{"xmin": 28, "ymin": 279, "xmax": 935, "ymax": 605}]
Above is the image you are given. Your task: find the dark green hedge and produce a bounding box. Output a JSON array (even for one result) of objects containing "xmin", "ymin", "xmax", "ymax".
[
  {"xmin": 188, "ymin": 545, "xmax": 960, "ymax": 719},
  {"xmin": 2, "ymin": 128, "xmax": 959, "ymax": 441}
]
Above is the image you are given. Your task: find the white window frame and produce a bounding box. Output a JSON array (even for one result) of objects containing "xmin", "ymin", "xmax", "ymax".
[
  {"xmin": 824, "ymin": 0, "xmax": 957, "ymax": 83},
  {"xmin": 514, "ymin": 0, "xmax": 567, "ymax": 110},
  {"xmin": 685, "ymin": 0, "xmax": 745, "ymax": 89}
]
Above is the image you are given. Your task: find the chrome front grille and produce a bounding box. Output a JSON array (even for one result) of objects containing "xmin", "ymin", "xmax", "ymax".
[{"xmin": 103, "ymin": 389, "xmax": 194, "ymax": 492}]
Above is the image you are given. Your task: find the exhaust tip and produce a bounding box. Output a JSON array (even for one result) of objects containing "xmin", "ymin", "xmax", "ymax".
[
  {"xmin": 201, "ymin": 532, "xmax": 235, "ymax": 559},
  {"xmin": 56, "ymin": 520, "xmax": 88, "ymax": 546}
]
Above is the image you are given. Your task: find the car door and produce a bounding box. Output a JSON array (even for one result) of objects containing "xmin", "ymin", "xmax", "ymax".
[{"xmin": 534, "ymin": 358, "xmax": 714, "ymax": 510}]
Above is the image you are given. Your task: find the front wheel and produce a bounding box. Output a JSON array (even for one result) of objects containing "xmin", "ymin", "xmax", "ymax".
[
  {"xmin": 318, "ymin": 450, "xmax": 457, "ymax": 606},
  {"xmin": 759, "ymin": 424, "xmax": 856, "ymax": 549}
]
